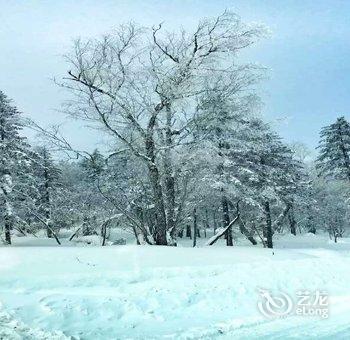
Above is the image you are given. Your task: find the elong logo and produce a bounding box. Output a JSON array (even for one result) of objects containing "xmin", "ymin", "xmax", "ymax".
[{"xmin": 257, "ymin": 288, "xmax": 329, "ymax": 319}]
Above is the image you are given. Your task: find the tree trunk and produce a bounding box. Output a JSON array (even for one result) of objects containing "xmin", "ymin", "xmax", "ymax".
[
  {"xmin": 333, "ymin": 229, "xmax": 338, "ymax": 243},
  {"xmin": 235, "ymin": 202, "xmax": 257, "ymax": 245},
  {"xmin": 148, "ymin": 166, "xmax": 167, "ymax": 245},
  {"xmin": 238, "ymin": 218, "xmax": 257, "ymax": 245},
  {"xmin": 46, "ymin": 220, "xmax": 53, "ymax": 238},
  {"xmin": 288, "ymin": 205, "xmax": 297, "ymax": 236},
  {"xmin": 145, "ymin": 132, "xmax": 168, "ymax": 245},
  {"xmin": 264, "ymin": 201, "xmax": 273, "ymax": 248},
  {"xmin": 222, "ymin": 196, "xmax": 233, "ymax": 246},
  {"xmin": 186, "ymin": 224, "xmax": 191, "ymax": 239},
  {"xmin": 131, "ymin": 225, "xmax": 141, "ymax": 245},
  {"xmin": 193, "ymin": 208, "xmax": 197, "ymax": 247},
  {"xmin": 2, "ymin": 175, "xmax": 13, "ymax": 245},
  {"xmin": 204, "ymin": 209, "xmax": 209, "ymax": 238},
  {"xmin": 101, "ymin": 222, "xmax": 107, "ymax": 246},
  {"xmin": 164, "ymin": 104, "xmax": 176, "ymax": 239},
  {"xmin": 4, "ymin": 215, "xmax": 11, "ymax": 245},
  {"xmin": 213, "ymin": 211, "xmax": 217, "ymax": 234},
  {"xmin": 206, "ymin": 215, "xmax": 239, "ymax": 246},
  {"xmin": 43, "ymin": 166, "xmax": 53, "ymax": 238}
]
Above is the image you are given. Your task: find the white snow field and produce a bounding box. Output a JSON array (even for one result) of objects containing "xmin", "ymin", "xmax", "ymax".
[{"xmin": 1, "ymin": 233, "xmax": 350, "ymax": 339}]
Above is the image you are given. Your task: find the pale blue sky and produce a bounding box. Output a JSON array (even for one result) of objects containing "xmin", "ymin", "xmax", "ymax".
[{"xmin": 1, "ymin": 0, "xmax": 350, "ymax": 153}]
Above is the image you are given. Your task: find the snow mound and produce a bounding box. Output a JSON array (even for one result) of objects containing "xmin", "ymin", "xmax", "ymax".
[{"xmin": 0, "ymin": 303, "xmax": 68, "ymax": 340}]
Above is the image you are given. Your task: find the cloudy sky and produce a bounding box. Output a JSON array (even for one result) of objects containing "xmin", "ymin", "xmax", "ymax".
[{"xmin": 1, "ymin": 0, "xmax": 350, "ymax": 153}]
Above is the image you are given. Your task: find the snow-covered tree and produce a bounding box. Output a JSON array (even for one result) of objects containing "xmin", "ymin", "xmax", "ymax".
[
  {"xmin": 0, "ymin": 91, "xmax": 31, "ymax": 244},
  {"xmin": 192, "ymin": 77, "xmax": 261, "ymax": 246},
  {"xmin": 317, "ymin": 116, "xmax": 350, "ymax": 182},
  {"xmin": 247, "ymin": 123, "xmax": 304, "ymax": 248},
  {"xmin": 313, "ymin": 176, "xmax": 350, "ymax": 242},
  {"xmin": 32, "ymin": 147, "xmax": 62, "ymax": 238},
  {"xmin": 58, "ymin": 12, "xmax": 265, "ymax": 245}
]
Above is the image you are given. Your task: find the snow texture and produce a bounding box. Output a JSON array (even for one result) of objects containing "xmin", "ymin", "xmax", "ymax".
[{"xmin": 1, "ymin": 233, "xmax": 350, "ymax": 339}]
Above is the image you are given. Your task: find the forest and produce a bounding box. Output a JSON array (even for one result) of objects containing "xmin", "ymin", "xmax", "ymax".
[
  {"xmin": 2, "ymin": 6, "xmax": 350, "ymax": 339},
  {"xmin": 1, "ymin": 12, "xmax": 349, "ymax": 249}
]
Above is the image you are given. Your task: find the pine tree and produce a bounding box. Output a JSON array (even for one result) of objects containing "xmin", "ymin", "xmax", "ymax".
[
  {"xmin": 195, "ymin": 92, "xmax": 245, "ymax": 246},
  {"xmin": 234, "ymin": 119, "xmax": 303, "ymax": 248},
  {"xmin": 80, "ymin": 149, "xmax": 106, "ymax": 181},
  {"xmin": 78, "ymin": 149, "xmax": 106, "ymax": 236},
  {"xmin": 316, "ymin": 116, "xmax": 350, "ymax": 182},
  {"xmin": 33, "ymin": 147, "xmax": 61, "ymax": 238},
  {"xmin": 0, "ymin": 91, "xmax": 30, "ymax": 244},
  {"xmin": 193, "ymin": 86, "xmax": 261, "ymax": 246}
]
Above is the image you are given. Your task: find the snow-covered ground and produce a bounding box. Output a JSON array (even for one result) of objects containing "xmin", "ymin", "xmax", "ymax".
[{"xmin": 1, "ymin": 233, "xmax": 350, "ymax": 339}]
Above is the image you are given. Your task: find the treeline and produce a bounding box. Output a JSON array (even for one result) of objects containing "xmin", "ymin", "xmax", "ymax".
[
  {"xmin": 2, "ymin": 89, "xmax": 349, "ymax": 247},
  {"xmin": 1, "ymin": 12, "xmax": 349, "ymax": 247}
]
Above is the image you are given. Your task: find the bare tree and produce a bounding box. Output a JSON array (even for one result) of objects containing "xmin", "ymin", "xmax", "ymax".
[{"xmin": 58, "ymin": 12, "xmax": 265, "ymax": 245}]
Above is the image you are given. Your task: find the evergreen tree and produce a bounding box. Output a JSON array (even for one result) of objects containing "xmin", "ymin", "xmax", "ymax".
[
  {"xmin": 80, "ymin": 149, "xmax": 106, "ymax": 181},
  {"xmin": 33, "ymin": 147, "xmax": 61, "ymax": 238},
  {"xmin": 78, "ymin": 150, "xmax": 107, "ymax": 236},
  {"xmin": 226, "ymin": 118, "xmax": 303, "ymax": 248},
  {"xmin": 194, "ymin": 88, "xmax": 259, "ymax": 246},
  {"xmin": 256, "ymin": 129, "xmax": 303, "ymax": 247},
  {"xmin": 0, "ymin": 91, "xmax": 30, "ymax": 244},
  {"xmin": 317, "ymin": 116, "xmax": 350, "ymax": 182}
]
